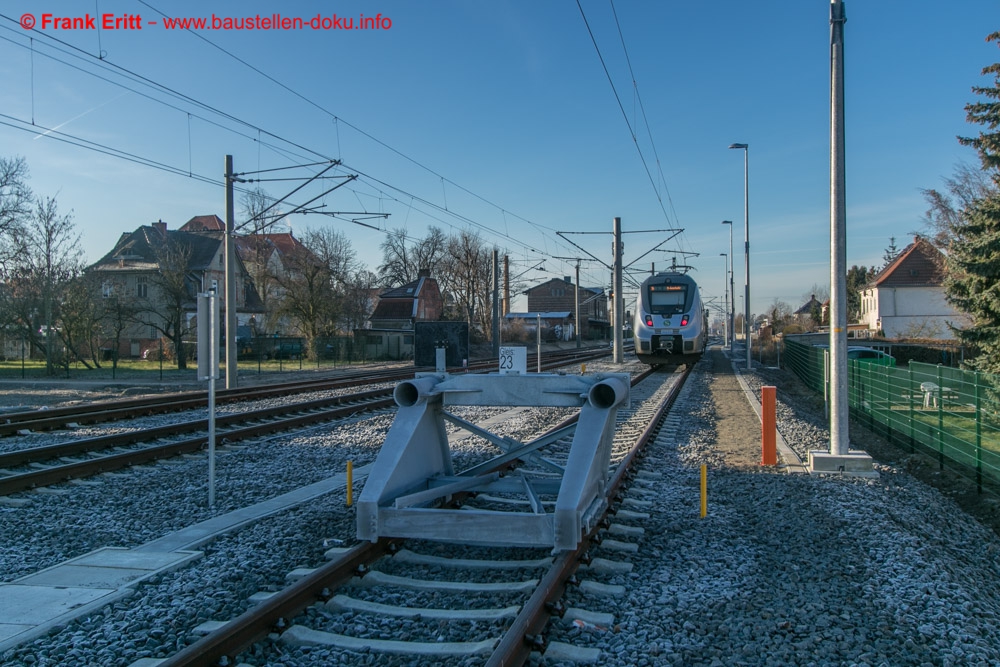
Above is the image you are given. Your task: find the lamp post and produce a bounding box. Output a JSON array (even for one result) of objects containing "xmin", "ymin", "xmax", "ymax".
[
  {"xmin": 721, "ymin": 220, "xmax": 734, "ymax": 352},
  {"xmin": 728, "ymin": 143, "xmax": 750, "ymax": 369},
  {"xmin": 719, "ymin": 253, "xmax": 729, "ymax": 345}
]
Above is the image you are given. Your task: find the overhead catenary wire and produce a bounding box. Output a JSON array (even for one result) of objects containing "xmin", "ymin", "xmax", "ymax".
[
  {"xmin": 575, "ymin": 0, "xmax": 671, "ymax": 225},
  {"xmin": 0, "ymin": 12, "xmax": 576, "ymax": 260}
]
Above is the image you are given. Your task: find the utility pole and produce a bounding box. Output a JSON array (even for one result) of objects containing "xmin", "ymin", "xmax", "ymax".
[
  {"xmin": 224, "ymin": 155, "xmax": 238, "ymax": 389},
  {"xmin": 829, "ymin": 0, "xmax": 849, "ymax": 455},
  {"xmin": 573, "ymin": 260, "xmax": 582, "ymax": 349},
  {"xmin": 503, "ymin": 254, "xmax": 510, "ymax": 317},
  {"xmin": 492, "ymin": 249, "xmax": 500, "ymax": 357},
  {"xmin": 613, "ymin": 217, "xmax": 623, "ymax": 364}
]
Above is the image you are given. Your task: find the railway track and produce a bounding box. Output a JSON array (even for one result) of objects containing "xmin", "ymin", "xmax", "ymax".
[
  {"xmin": 0, "ymin": 347, "xmax": 606, "ymax": 437},
  {"xmin": 156, "ymin": 362, "xmax": 691, "ymax": 667},
  {"xmin": 0, "ymin": 349, "xmax": 610, "ymax": 496}
]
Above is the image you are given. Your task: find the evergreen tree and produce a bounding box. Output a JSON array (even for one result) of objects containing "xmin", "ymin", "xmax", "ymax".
[
  {"xmin": 959, "ymin": 31, "xmax": 1000, "ymax": 179},
  {"xmin": 881, "ymin": 237, "xmax": 899, "ymax": 269},
  {"xmin": 944, "ymin": 192, "xmax": 1000, "ymax": 373}
]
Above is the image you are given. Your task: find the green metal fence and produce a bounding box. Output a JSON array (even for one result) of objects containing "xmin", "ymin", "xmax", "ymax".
[{"xmin": 784, "ymin": 339, "xmax": 1000, "ymax": 490}]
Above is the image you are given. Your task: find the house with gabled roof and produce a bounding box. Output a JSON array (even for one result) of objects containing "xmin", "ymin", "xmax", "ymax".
[
  {"xmin": 359, "ymin": 269, "xmax": 444, "ymax": 359},
  {"xmin": 88, "ymin": 219, "xmax": 263, "ymax": 358},
  {"xmin": 524, "ymin": 277, "xmax": 609, "ymax": 340},
  {"xmin": 859, "ymin": 236, "xmax": 969, "ymax": 339}
]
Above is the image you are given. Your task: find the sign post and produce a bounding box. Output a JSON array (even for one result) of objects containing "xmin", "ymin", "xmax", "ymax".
[{"xmin": 197, "ymin": 289, "xmax": 220, "ymax": 508}]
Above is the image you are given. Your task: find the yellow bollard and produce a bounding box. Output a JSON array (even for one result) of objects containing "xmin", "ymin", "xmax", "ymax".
[
  {"xmin": 581, "ymin": 363, "xmax": 586, "ymax": 375},
  {"xmin": 700, "ymin": 464, "xmax": 707, "ymax": 518},
  {"xmin": 346, "ymin": 460, "xmax": 353, "ymax": 507}
]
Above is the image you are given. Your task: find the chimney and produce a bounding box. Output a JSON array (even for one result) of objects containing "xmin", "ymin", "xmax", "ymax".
[
  {"xmin": 564, "ymin": 276, "xmax": 572, "ymax": 283},
  {"xmin": 417, "ymin": 267, "xmax": 431, "ymax": 278},
  {"xmin": 152, "ymin": 219, "xmax": 167, "ymax": 237}
]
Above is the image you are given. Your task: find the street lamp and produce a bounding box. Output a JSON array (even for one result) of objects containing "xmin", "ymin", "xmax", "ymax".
[
  {"xmin": 720, "ymin": 252, "xmax": 729, "ymax": 346},
  {"xmin": 721, "ymin": 220, "xmax": 734, "ymax": 352},
  {"xmin": 728, "ymin": 143, "xmax": 750, "ymax": 369}
]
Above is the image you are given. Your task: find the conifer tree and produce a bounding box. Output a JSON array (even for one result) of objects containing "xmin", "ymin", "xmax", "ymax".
[
  {"xmin": 945, "ymin": 32, "xmax": 1000, "ymax": 372},
  {"xmin": 944, "ymin": 192, "xmax": 1000, "ymax": 373},
  {"xmin": 959, "ymin": 31, "xmax": 1000, "ymax": 180}
]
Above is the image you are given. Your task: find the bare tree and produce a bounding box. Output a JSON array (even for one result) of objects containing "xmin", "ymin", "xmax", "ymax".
[
  {"xmin": 340, "ymin": 268, "xmax": 379, "ymax": 332},
  {"xmin": 137, "ymin": 237, "xmax": 195, "ymax": 369},
  {"xmin": 16, "ymin": 196, "xmax": 82, "ymax": 374},
  {"xmin": 57, "ymin": 272, "xmax": 103, "ymax": 368},
  {"xmin": 921, "ymin": 162, "xmax": 996, "ymax": 248},
  {"xmin": 96, "ymin": 275, "xmax": 138, "ymax": 376},
  {"xmin": 275, "ymin": 235, "xmax": 339, "ymax": 359},
  {"xmin": 378, "ymin": 227, "xmax": 415, "ymax": 286},
  {"xmin": 0, "ymin": 156, "xmax": 32, "ymax": 270},
  {"xmin": 378, "ymin": 226, "xmax": 449, "ymax": 288},
  {"xmin": 443, "ymin": 230, "xmax": 494, "ymax": 340},
  {"xmin": 240, "ymin": 188, "xmax": 282, "ymax": 330}
]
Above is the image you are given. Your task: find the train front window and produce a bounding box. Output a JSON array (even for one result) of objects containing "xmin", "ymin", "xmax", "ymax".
[{"xmin": 648, "ymin": 285, "xmax": 688, "ymax": 315}]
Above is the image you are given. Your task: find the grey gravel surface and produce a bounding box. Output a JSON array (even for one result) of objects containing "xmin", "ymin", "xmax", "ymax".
[
  {"xmin": 7, "ymin": 351, "xmax": 999, "ymax": 666},
  {"xmin": 543, "ymin": 350, "xmax": 1000, "ymax": 667},
  {"xmin": 0, "ymin": 359, "xmax": 643, "ymax": 666}
]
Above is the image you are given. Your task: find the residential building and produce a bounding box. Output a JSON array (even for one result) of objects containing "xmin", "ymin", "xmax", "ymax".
[
  {"xmin": 859, "ymin": 236, "xmax": 969, "ymax": 339},
  {"xmin": 88, "ymin": 220, "xmax": 263, "ymax": 358},
  {"xmin": 359, "ymin": 269, "xmax": 444, "ymax": 359},
  {"xmin": 524, "ymin": 277, "xmax": 609, "ymax": 340}
]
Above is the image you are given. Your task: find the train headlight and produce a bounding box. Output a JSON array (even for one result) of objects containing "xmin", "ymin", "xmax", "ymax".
[
  {"xmin": 645, "ymin": 315, "xmax": 653, "ymax": 327},
  {"xmin": 681, "ymin": 314, "xmax": 689, "ymax": 326}
]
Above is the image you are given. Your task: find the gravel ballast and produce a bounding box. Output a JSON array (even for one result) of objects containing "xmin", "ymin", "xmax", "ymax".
[
  {"xmin": 547, "ymin": 349, "xmax": 1000, "ymax": 667},
  {"xmin": 5, "ymin": 351, "xmax": 1000, "ymax": 666}
]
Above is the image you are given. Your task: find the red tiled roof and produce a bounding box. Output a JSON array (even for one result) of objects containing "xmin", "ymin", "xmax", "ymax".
[
  {"xmin": 371, "ymin": 299, "xmax": 415, "ymax": 320},
  {"xmin": 870, "ymin": 237, "xmax": 945, "ymax": 288},
  {"xmin": 180, "ymin": 215, "xmax": 225, "ymax": 232}
]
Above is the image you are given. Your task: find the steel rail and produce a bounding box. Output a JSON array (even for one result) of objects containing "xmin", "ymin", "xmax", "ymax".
[
  {"xmin": 0, "ymin": 395, "xmax": 396, "ymax": 495},
  {"xmin": 0, "ymin": 369, "xmax": 414, "ymax": 437},
  {"xmin": 485, "ymin": 363, "xmax": 693, "ymax": 666},
  {"xmin": 0, "ymin": 347, "xmax": 609, "ymax": 436},
  {"xmin": 153, "ymin": 361, "xmax": 660, "ymax": 667},
  {"xmin": 0, "ymin": 351, "xmax": 610, "ymax": 495},
  {"xmin": 158, "ymin": 541, "xmax": 396, "ymax": 667}
]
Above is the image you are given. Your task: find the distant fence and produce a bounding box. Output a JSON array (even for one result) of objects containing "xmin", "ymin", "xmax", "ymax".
[{"xmin": 784, "ymin": 339, "xmax": 1000, "ymax": 491}]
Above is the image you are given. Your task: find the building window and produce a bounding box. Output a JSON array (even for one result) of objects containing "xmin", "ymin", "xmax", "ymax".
[
  {"xmin": 136, "ymin": 276, "xmax": 148, "ymax": 298},
  {"xmin": 102, "ymin": 282, "xmax": 113, "ymax": 298}
]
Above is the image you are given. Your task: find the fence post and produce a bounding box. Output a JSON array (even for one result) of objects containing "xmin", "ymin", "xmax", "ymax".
[
  {"xmin": 976, "ymin": 370, "xmax": 982, "ymax": 493},
  {"xmin": 908, "ymin": 366, "xmax": 914, "ymax": 453},
  {"xmin": 937, "ymin": 364, "xmax": 944, "ymax": 470}
]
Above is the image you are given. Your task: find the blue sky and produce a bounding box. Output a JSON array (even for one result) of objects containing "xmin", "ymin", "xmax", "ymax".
[{"xmin": 0, "ymin": 0, "xmax": 996, "ymax": 317}]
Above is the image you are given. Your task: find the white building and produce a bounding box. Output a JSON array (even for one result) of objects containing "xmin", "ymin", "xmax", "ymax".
[{"xmin": 859, "ymin": 236, "xmax": 969, "ymax": 339}]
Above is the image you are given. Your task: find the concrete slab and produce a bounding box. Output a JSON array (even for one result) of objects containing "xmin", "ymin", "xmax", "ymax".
[
  {"xmin": 17, "ymin": 565, "xmax": 157, "ymax": 590},
  {"xmin": 0, "ymin": 624, "xmax": 34, "ymax": 643},
  {"xmin": 326, "ymin": 593, "xmax": 520, "ymax": 620},
  {"xmin": 0, "ymin": 584, "xmax": 115, "ymax": 624},
  {"xmin": 392, "ymin": 548, "xmax": 551, "ymax": 570},
  {"xmin": 348, "ymin": 570, "xmax": 538, "ymax": 594},
  {"xmin": 282, "ymin": 624, "xmax": 497, "ymax": 656},
  {"xmin": 579, "ymin": 580, "xmax": 626, "ymax": 597},
  {"xmin": 541, "ymin": 641, "xmax": 602, "ymax": 663},
  {"xmin": 607, "ymin": 523, "xmax": 644, "ymax": 537},
  {"xmin": 808, "ymin": 450, "xmax": 878, "ymax": 478},
  {"xmin": 564, "ymin": 607, "xmax": 614, "ymax": 628},
  {"xmin": 598, "ymin": 539, "xmax": 639, "ymax": 553}
]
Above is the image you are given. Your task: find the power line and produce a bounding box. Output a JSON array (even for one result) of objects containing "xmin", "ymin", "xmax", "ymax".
[
  {"xmin": 131, "ymin": 2, "xmax": 569, "ymax": 240},
  {"xmin": 575, "ymin": 0, "xmax": 671, "ymax": 224},
  {"xmin": 0, "ymin": 13, "xmax": 571, "ymax": 259}
]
